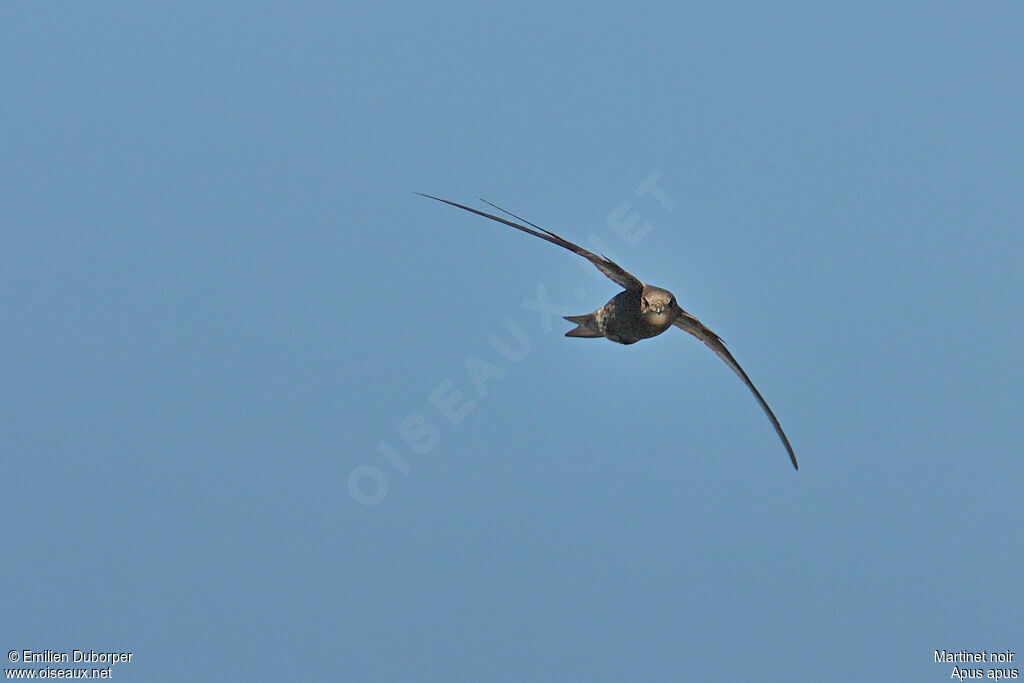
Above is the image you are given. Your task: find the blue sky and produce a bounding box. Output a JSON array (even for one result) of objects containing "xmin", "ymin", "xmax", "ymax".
[{"xmin": 2, "ymin": 2, "xmax": 1022, "ymax": 680}]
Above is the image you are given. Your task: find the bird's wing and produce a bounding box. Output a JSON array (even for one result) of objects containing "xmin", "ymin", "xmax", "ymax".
[
  {"xmin": 673, "ymin": 312, "xmax": 798, "ymax": 470},
  {"xmin": 418, "ymin": 193, "xmax": 643, "ymax": 291}
]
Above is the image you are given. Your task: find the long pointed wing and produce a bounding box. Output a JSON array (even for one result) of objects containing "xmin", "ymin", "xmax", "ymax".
[
  {"xmin": 673, "ymin": 312, "xmax": 798, "ymax": 470},
  {"xmin": 418, "ymin": 193, "xmax": 643, "ymax": 291}
]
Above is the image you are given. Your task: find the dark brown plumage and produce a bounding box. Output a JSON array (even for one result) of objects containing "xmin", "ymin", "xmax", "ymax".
[{"xmin": 419, "ymin": 193, "xmax": 798, "ymax": 470}]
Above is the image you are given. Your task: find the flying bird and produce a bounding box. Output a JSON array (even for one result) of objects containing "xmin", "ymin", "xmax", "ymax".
[{"xmin": 419, "ymin": 193, "xmax": 798, "ymax": 470}]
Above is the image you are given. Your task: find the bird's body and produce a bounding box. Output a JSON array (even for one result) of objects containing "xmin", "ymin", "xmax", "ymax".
[
  {"xmin": 566, "ymin": 286, "xmax": 679, "ymax": 344},
  {"xmin": 419, "ymin": 193, "xmax": 799, "ymax": 470}
]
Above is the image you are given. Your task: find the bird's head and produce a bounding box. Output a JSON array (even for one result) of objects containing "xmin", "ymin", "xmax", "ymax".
[{"xmin": 640, "ymin": 286, "xmax": 679, "ymax": 325}]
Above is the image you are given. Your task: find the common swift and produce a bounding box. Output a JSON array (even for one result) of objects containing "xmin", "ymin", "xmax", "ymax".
[{"xmin": 419, "ymin": 193, "xmax": 798, "ymax": 470}]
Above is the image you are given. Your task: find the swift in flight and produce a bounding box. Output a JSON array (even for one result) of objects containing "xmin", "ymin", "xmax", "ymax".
[{"xmin": 419, "ymin": 193, "xmax": 798, "ymax": 470}]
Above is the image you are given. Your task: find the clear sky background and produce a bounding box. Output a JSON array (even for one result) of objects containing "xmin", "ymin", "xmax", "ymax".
[{"xmin": 3, "ymin": 3, "xmax": 1022, "ymax": 681}]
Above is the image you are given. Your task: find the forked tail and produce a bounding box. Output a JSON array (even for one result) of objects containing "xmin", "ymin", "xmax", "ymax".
[{"xmin": 564, "ymin": 314, "xmax": 602, "ymax": 338}]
